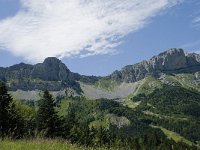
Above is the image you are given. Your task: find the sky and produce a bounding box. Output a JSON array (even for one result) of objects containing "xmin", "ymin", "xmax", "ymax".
[{"xmin": 0, "ymin": 0, "xmax": 200, "ymax": 76}]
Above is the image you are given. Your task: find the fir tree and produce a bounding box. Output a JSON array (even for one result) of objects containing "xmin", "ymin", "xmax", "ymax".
[
  {"xmin": 36, "ymin": 90, "xmax": 60, "ymax": 137},
  {"xmin": 0, "ymin": 82, "xmax": 19, "ymax": 137}
]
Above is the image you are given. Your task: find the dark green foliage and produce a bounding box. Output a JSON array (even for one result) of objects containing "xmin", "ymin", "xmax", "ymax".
[
  {"xmin": 133, "ymin": 85, "xmax": 200, "ymax": 144},
  {"xmin": 0, "ymin": 82, "xmax": 11, "ymax": 136},
  {"xmin": 0, "ymin": 83, "xmax": 199, "ymax": 149},
  {"xmin": 139, "ymin": 85, "xmax": 200, "ymax": 116},
  {"xmin": 0, "ymin": 82, "xmax": 27, "ymax": 138},
  {"xmin": 56, "ymin": 97, "xmax": 198, "ymax": 149},
  {"xmin": 36, "ymin": 90, "xmax": 61, "ymax": 137},
  {"xmin": 131, "ymin": 93, "xmax": 146, "ymax": 102},
  {"xmin": 183, "ymin": 103, "xmax": 200, "ymax": 117},
  {"xmin": 0, "ymin": 82, "xmax": 16, "ymax": 137}
]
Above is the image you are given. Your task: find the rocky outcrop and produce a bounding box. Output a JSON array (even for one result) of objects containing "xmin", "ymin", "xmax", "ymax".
[
  {"xmin": 0, "ymin": 57, "xmax": 83, "ymax": 91},
  {"xmin": 1, "ymin": 48, "xmax": 200, "ymax": 91},
  {"xmin": 2, "ymin": 58, "xmax": 74, "ymax": 81},
  {"xmin": 110, "ymin": 48, "xmax": 200, "ymax": 82},
  {"xmin": 31, "ymin": 57, "xmax": 74, "ymax": 81}
]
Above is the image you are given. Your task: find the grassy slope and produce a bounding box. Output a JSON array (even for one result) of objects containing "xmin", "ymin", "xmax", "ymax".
[
  {"xmin": 123, "ymin": 99, "xmax": 141, "ymax": 109},
  {"xmin": 174, "ymin": 73, "xmax": 200, "ymax": 92},
  {"xmin": 124, "ymin": 73, "xmax": 200, "ymax": 108},
  {"xmin": 0, "ymin": 139, "xmax": 107, "ymax": 150},
  {"xmin": 93, "ymin": 72, "xmax": 200, "ymax": 98},
  {"xmin": 126, "ymin": 73, "xmax": 200, "ymax": 99},
  {"xmin": 151, "ymin": 125, "xmax": 194, "ymax": 146},
  {"xmin": 0, "ymin": 139, "xmax": 82, "ymax": 150},
  {"xmin": 124, "ymin": 76, "xmax": 162, "ymax": 109},
  {"xmin": 94, "ymin": 78, "xmax": 120, "ymax": 92},
  {"xmin": 143, "ymin": 110, "xmax": 188, "ymax": 121},
  {"xmin": 130, "ymin": 84, "xmax": 200, "ymax": 146},
  {"xmin": 125, "ymin": 76, "xmax": 163, "ymax": 99}
]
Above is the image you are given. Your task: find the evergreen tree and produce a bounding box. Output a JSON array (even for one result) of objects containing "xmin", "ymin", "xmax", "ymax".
[
  {"xmin": 0, "ymin": 82, "xmax": 21, "ymax": 138},
  {"xmin": 36, "ymin": 90, "xmax": 60, "ymax": 137},
  {"xmin": 0, "ymin": 82, "xmax": 13, "ymax": 137}
]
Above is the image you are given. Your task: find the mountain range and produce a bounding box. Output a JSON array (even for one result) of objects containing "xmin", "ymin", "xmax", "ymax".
[
  {"xmin": 1, "ymin": 48, "xmax": 200, "ymax": 101},
  {"xmin": 1, "ymin": 48, "xmax": 200, "ymax": 148}
]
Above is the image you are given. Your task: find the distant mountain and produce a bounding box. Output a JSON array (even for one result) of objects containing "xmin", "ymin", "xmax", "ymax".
[
  {"xmin": 0, "ymin": 57, "xmax": 73, "ymax": 81},
  {"xmin": 1, "ymin": 48, "xmax": 200, "ymax": 101},
  {"xmin": 0, "ymin": 57, "xmax": 98, "ymax": 92},
  {"xmin": 109, "ymin": 48, "xmax": 200, "ymax": 82},
  {"xmin": 1, "ymin": 48, "xmax": 200, "ymax": 148}
]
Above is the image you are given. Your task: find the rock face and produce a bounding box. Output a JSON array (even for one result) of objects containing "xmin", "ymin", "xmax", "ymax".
[
  {"xmin": 1, "ymin": 48, "xmax": 200, "ymax": 91},
  {"xmin": 110, "ymin": 48, "xmax": 200, "ymax": 82},
  {"xmin": 0, "ymin": 57, "xmax": 82, "ymax": 91},
  {"xmin": 0, "ymin": 57, "xmax": 74, "ymax": 81},
  {"xmin": 151, "ymin": 49, "xmax": 188, "ymax": 70},
  {"xmin": 31, "ymin": 57, "xmax": 73, "ymax": 81}
]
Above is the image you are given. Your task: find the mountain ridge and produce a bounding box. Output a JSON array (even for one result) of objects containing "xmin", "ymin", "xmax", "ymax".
[
  {"xmin": 1, "ymin": 48, "xmax": 200, "ymax": 93},
  {"xmin": 1, "ymin": 49, "xmax": 200, "ymax": 149},
  {"xmin": 109, "ymin": 48, "xmax": 200, "ymax": 82}
]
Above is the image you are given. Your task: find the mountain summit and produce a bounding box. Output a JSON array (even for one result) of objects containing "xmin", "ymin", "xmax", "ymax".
[
  {"xmin": 32, "ymin": 57, "xmax": 73, "ymax": 81},
  {"xmin": 110, "ymin": 48, "xmax": 200, "ymax": 82},
  {"xmin": 0, "ymin": 57, "xmax": 80, "ymax": 91},
  {"xmin": 1, "ymin": 48, "xmax": 200, "ymax": 91},
  {"xmin": 151, "ymin": 48, "xmax": 200, "ymax": 70}
]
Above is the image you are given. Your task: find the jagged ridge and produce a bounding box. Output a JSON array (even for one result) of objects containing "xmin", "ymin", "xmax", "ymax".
[
  {"xmin": 0, "ymin": 57, "xmax": 98, "ymax": 91},
  {"xmin": 1, "ymin": 48, "xmax": 200, "ymax": 92},
  {"xmin": 109, "ymin": 48, "xmax": 200, "ymax": 82}
]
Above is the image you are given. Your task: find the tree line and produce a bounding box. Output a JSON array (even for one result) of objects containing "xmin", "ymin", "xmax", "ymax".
[{"xmin": 0, "ymin": 82, "xmax": 198, "ymax": 149}]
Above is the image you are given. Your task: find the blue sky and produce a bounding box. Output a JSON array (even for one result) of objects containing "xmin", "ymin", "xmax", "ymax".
[{"xmin": 0, "ymin": 0, "xmax": 200, "ymax": 76}]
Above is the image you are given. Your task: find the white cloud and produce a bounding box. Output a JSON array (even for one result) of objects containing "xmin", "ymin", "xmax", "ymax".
[
  {"xmin": 0, "ymin": 0, "xmax": 182, "ymax": 62},
  {"xmin": 193, "ymin": 16, "xmax": 200, "ymax": 27}
]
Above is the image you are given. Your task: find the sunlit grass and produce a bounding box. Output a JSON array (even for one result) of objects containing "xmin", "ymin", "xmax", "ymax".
[
  {"xmin": 151, "ymin": 125, "xmax": 194, "ymax": 146},
  {"xmin": 0, "ymin": 139, "xmax": 108, "ymax": 150}
]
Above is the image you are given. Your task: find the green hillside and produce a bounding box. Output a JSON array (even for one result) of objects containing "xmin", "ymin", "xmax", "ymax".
[
  {"xmin": 2, "ymin": 49, "xmax": 200, "ymax": 149},
  {"xmin": 132, "ymin": 85, "xmax": 200, "ymax": 147}
]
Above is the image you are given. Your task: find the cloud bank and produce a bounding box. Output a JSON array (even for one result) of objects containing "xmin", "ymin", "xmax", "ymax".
[{"xmin": 0, "ymin": 0, "xmax": 182, "ymax": 62}]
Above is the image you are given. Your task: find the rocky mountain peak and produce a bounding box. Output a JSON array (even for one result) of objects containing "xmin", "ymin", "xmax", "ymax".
[
  {"xmin": 0, "ymin": 57, "xmax": 85, "ymax": 91},
  {"xmin": 43, "ymin": 57, "xmax": 62, "ymax": 66},
  {"xmin": 31, "ymin": 57, "xmax": 72, "ymax": 81},
  {"xmin": 157, "ymin": 48, "xmax": 185, "ymax": 57},
  {"xmin": 150, "ymin": 48, "xmax": 188, "ymax": 70},
  {"xmin": 110, "ymin": 48, "xmax": 200, "ymax": 83}
]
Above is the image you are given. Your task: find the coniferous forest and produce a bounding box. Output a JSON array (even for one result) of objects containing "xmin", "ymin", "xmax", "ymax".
[{"xmin": 0, "ymin": 81, "xmax": 199, "ymax": 150}]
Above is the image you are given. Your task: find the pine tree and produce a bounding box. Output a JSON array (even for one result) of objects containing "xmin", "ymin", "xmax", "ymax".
[
  {"xmin": 36, "ymin": 90, "xmax": 60, "ymax": 137},
  {"xmin": 0, "ymin": 82, "xmax": 17, "ymax": 137}
]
